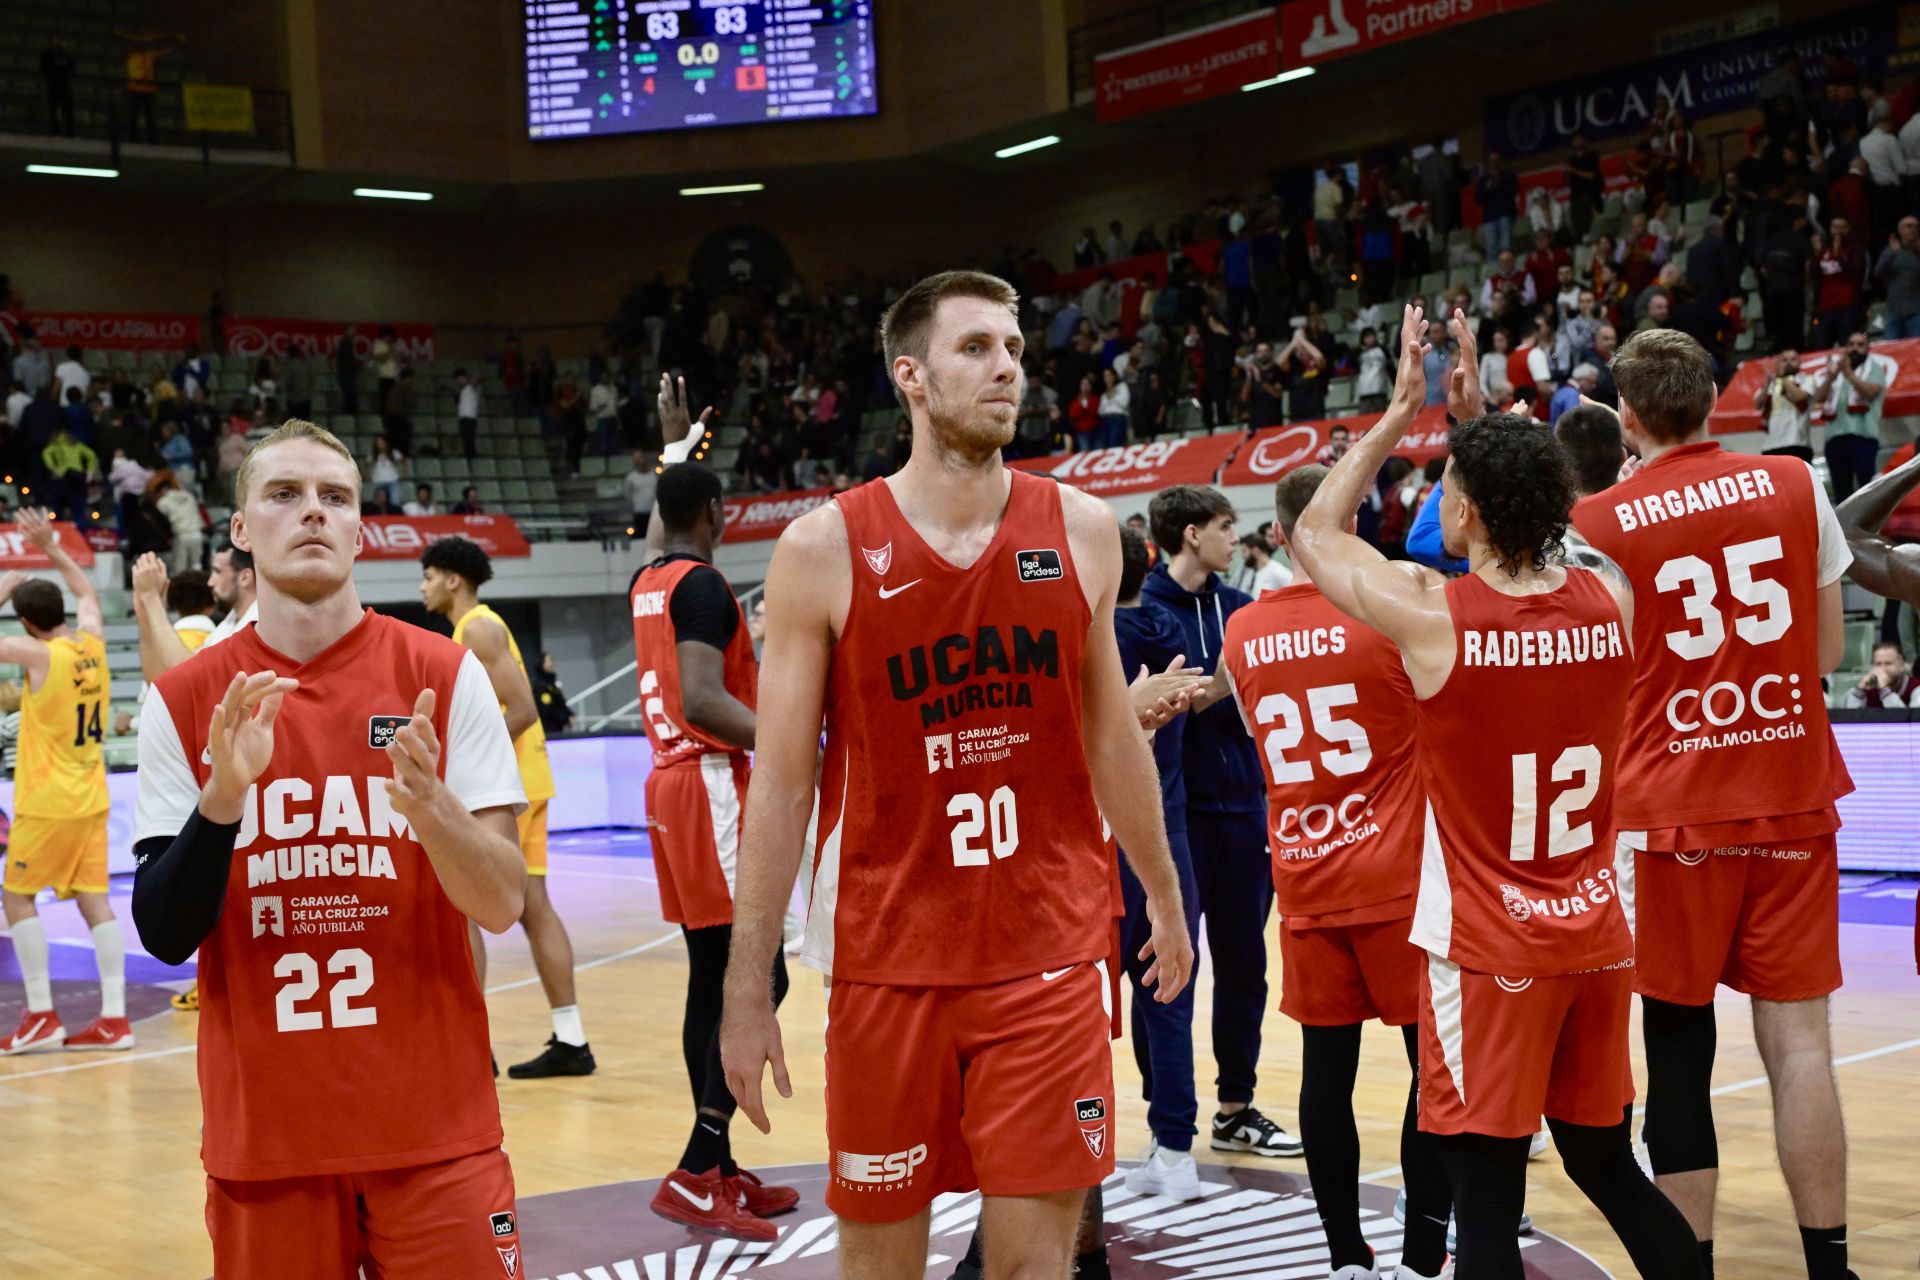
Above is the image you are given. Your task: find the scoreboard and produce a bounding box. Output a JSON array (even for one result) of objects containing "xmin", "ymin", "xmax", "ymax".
[{"xmin": 525, "ymin": 1, "xmax": 878, "ymax": 140}]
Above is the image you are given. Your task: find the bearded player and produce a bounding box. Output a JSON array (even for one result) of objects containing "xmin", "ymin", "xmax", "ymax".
[
  {"xmin": 420, "ymin": 535, "xmax": 594, "ymax": 1079},
  {"xmin": 1219, "ymin": 464, "xmax": 1451, "ymax": 1280},
  {"xmin": 131, "ymin": 419, "xmax": 530, "ymax": 1276},
  {"xmin": 1290, "ymin": 308, "xmax": 1702, "ymax": 1279},
  {"xmin": 1572, "ymin": 329, "xmax": 1856, "ymax": 1280},
  {"xmin": 720, "ymin": 270, "xmax": 1193, "ymax": 1279}
]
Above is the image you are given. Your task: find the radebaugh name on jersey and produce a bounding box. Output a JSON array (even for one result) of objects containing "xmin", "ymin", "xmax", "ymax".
[
  {"xmin": 1461, "ymin": 621, "xmax": 1627, "ymax": 668},
  {"xmin": 887, "ymin": 624, "xmax": 1061, "ymax": 729}
]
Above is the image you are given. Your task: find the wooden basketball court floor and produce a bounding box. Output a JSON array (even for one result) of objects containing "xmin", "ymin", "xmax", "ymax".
[{"xmin": 3, "ymin": 829, "xmax": 1918, "ymax": 1278}]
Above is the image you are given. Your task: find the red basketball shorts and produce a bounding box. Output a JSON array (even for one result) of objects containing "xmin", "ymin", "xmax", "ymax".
[
  {"xmin": 206, "ymin": 1147, "xmax": 519, "ymax": 1279},
  {"xmin": 645, "ymin": 754, "xmax": 748, "ymax": 928},
  {"xmin": 1622, "ymin": 834, "xmax": 1841, "ymax": 1006},
  {"xmin": 1418, "ymin": 955, "xmax": 1634, "ymax": 1139},
  {"xmin": 824, "ymin": 961, "xmax": 1115, "ymax": 1223},
  {"xmin": 1280, "ymin": 913, "xmax": 1422, "ymax": 1027}
]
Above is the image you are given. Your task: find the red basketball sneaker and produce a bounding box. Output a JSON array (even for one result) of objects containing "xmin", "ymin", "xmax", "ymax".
[
  {"xmin": 650, "ymin": 1168, "xmax": 777, "ymax": 1242},
  {"xmin": 730, "ymin": 1168, "xmax": 799, "ymax": 1217},
  {"xmin": 0, "ymin": 1009, "xmax": 65, "ymax": 1055},
  {"xmin": 64, "ymin": 1016, "xmax": 134, "ymax": 1051}
]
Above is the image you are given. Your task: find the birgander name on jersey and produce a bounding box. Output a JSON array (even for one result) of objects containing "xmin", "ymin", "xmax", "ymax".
[
  {"xmin": 887, "ymin": 625, "xmax": 1060, "ymax": 729},
  {"xmin": 1611, "ymin": 466, "xmax": 1779, "ymax": 533},
  {"xmin": 1462, "ymin": 621, "xmax": 1625, "ymax": 669},
  {"xmin": 237, "ymin": 775, "xmax": 414, "ymax": 888}
]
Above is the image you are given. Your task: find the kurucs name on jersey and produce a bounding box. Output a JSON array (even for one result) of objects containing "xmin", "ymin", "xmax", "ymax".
[{"xmin": 885, "ymin": 625, "xmax": 1061, "ymax": 730}]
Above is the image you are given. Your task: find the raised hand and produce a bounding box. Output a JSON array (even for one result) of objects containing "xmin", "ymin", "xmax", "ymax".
[
  {"xmin": 1393, "ymin": 303, "xmax": 1431, "ymax": 409},
  {"xmin": 132, "ymin": 551, "xmax": 169, "ymax": 601},
  {"xmin": 1446, "ymin": 308, "xmax": 1486, "ymax": 422},
  {"xmin": 383, "ymin": 687, "xmax": 445, "ymax": 822},
  {"xmin": 205, "ymin": 671, "xmax": 298, "ymax": 814},
  {"xmin": 656, "ymin": 373, "xmax": 715, "ymax": 448},
  {"xmin": 16, "ymin": 507, "xmax": 54, "ymax": 550}
]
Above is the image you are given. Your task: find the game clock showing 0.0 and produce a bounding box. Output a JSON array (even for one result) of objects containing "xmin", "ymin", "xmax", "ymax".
[{"xmin": 525, "ymin": 0, "xmax": 877, "ymax": 139}]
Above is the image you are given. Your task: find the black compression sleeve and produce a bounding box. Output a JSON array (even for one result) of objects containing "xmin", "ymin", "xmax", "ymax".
[
  {"xmin": 131, "ymin": 811, "xmax": 241, "ymax": 966},
  {"xmin": 668, "ymin": 565, "xmax": 739, "ymax": 650}
]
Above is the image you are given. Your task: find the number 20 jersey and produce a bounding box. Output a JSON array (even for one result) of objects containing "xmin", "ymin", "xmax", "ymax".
[
  {"xmin": 801, "ymin": 473, "xmax": 1109, "ymax": 986},
  {"xmin": 1572, "ymin": 443, "xmax": 1853, "ymax": 841},
  {"xmin": 138, "ymin": 611, "xmax": 526, "ymax": 1180}
]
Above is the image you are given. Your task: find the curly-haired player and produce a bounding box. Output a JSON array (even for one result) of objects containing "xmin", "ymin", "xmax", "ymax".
[
  {"xmin": 420, "ymin": 535, "xmax": 592, "ymax": 1079},
  {"xmin": 1289, "ymin": 308, "xmax": 1704, "ymax": 1279}
]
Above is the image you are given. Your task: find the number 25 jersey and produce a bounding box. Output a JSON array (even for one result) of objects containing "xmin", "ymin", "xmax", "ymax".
[
  {"xmin": 137, "ymin": 611, "xmax": 527, "ymax": 1180},
  {"xmin": 802, "ymin": 473, "xmax": 1109, "ymax": 986}
]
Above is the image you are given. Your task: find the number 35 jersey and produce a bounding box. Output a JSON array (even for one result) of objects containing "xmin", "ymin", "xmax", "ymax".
[
  {"xmin": 802, "ymin": 473, "xmax": 1109, "ymax": 986},
  {"xmin": 136, "ymin": 610, "xmax": 527, "ymax": 1181},
  {"xmin": 1572, "ymin": 443, "xmax": 1854, "ymax": 843}
]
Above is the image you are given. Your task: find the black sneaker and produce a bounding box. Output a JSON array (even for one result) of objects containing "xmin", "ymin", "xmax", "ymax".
[
  {"xmin": 507, "ymin": 1037, "xmax": 596, "ymax": 1078},
  {"xmin": 1210, "ymin": 1106, "xmax": 1303, "ymax": 1157}
]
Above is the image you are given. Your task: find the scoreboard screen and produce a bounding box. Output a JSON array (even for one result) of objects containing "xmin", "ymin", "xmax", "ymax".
[{"xmin": 525, "ymin": 1, "xmax": 877, "ymax": 140}]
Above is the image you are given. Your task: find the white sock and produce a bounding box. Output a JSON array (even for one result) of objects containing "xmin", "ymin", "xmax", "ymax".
[
  {"xmin": 13, "ymin": 916, "xmax": 51, "ymax": 1013},
  {"xmin": 91, "ymin": 920, "xmax": 126, "ymax": 1019},
  {"xmin": 551, "ymin": 1004, "xmax": 586, "ymax": 1047}
]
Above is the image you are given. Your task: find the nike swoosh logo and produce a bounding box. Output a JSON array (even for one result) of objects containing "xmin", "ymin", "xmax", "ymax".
[
  {"xmin": 1041, "ymin": 967, "xmax": 1076, "ymax": 981},
  {"xmin": 201, "ymin": 746, "xmax": 213, "ymax": 765},
  {"xmin": 877, "ymin": 580, "xmax": 922, "ymax": 599},
  {"xmin": 668, "ymin": 1181, "xmax": 713, "ymax": 1212}
]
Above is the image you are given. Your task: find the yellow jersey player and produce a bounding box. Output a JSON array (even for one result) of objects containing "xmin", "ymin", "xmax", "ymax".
[
  {"xmin": 0, "ymin": 508, "xmax": 128, "ymax": 1053},
  {"xmin": 420, "ymin": 535, "xmax": 593, "ymax": 1077}
]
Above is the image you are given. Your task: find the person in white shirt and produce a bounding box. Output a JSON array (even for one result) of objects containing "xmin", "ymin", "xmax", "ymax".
[
  {"xmin": 1480, "ymin": 329, "xmax": 1512, "ymax": 399},
  {"xmin": 1097, "ymin": 366, "xmax": 1130, "ymax": 449},
  {"xmin": 53, "ymin": 346, "xmax": 90, "ymax": 405},
  {"xmin": 1900, "ymin": 109, "xmax": 1920, "ymax": 172},
  {"xmin": 367, "ymin": 434, "xmax": 406, "ymax": 506},
  {"xmin": 588, "ymin": 369, "xmax": 623, "ymax": 458},
  {"xmin": 1754, "ymin": 349, "xmax": 1817, "ymax": 462},
  {"xmin": 1354, "ymin": 327, "xmax": 1391, "ymax": 411},
  {"xmin": 1234, "ymin": 532, "xmax": 1293, "ymax": 595},
  {"xmin": 1860, "ymin": 102, "xmax": 1910, "ymax": 190},
  {"xmin": 624, "ymin": 449, "xmax": 658, "ymax": 535},
  {"xmin": 403, "ymin": 483, "xmax": 441, "ymax": 517},
  {"xmin": 6, "ymin": 382, "xmax": 32, "ymax": 428},
  {"xmin": 455, "ymin": 368, "xmax": 483, "ymax": 461}
]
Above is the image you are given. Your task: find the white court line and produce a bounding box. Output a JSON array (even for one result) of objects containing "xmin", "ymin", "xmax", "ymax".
[{"xmin": 0, "ymin": 929, "xmax": 683, "ymax": 1081}]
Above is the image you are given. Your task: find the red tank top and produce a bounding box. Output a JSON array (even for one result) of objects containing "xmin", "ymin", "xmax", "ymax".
[
  {"xmin": 629, "ymin": 556, "xmax": 758, "ymax": 770},
  {"xmin": 1410, "ymin": 569, "xmax": 1635, "ymax": 977},
  {"xmin": 1572, "ymin": 443, "xmax": 1852, "ymax": 845},
  {"xmin": 1221, "ymin": 585, "xmax": 1422, "ymax": 926},
  {"xmin": 802, "ymin": 473, "xmax": 1108, "ymax": 985},
  {"xmin": 150, "ymin": 613, "xmax": 501, "ymax": 1179}
]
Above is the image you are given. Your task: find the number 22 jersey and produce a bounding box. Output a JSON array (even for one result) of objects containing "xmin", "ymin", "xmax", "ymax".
[
  {"xmin": 136, "ymin": 610, "xmax": 526, "ymax": 1180},
  {"xmin": 801, "ymin": 473, "xmax": 1109, "ymax": 986}
]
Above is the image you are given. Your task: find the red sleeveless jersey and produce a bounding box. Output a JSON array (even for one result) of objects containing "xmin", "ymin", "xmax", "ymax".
[
  {"xmin": 1221, "ymin": 585, "xmax": 1423, "ymax": 924},
  {"xmin": 1409, "ymin": 570, "xmax": 1635, "ymax": 977},
  {"xmin": 629, "ymin": 556, "xmax": 758, "ymax": 770},
  {"xmin": 802, "ymin": 473, "xmax": 1108, "ymax": 986},
  {"xmin": 138, "ymin": 612, "xmax": 526, "ymax": 1179},
  {"xmin": 1572, "ymin": 443, "xmax": 1853, "ymax": 843}
]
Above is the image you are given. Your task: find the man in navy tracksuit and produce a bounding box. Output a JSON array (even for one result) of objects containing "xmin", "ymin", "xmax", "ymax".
[{"xmin": 1143, "ymin": 484, "xmax": 1302, "ymax": 1160}]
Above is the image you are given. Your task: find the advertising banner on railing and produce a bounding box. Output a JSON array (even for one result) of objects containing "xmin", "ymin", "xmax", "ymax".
[
  {"xmin": 1094, "ymin": 11, "xmax": 1280, "ymax": 124},
  {"xmin": 1221, "ymin": 407, "xmax": 1453, "ymax": 488},
  {"xmin": 722, "ymin": 486, "xmax": 836, "ymax": 543},
  {"xmin": 1708, "ymin": 339, "xmax": 1920, "ymax": 435},
  {"xmin": 0, "ymin": 309, "xmax": 200, "ymax": 352},
  {"xmin": 224, "ymin": 317, "xmax": 437, "ymax": 363},
  {"xmin": 358, "ymin": 515, "xmax": 531, "ymax": 560},
  {"xmin": 1011, "ymin": 431, "xmax": 1247, "ymax": 497},
  {"xmin": 0, "ymin": 521, "xmax": 97, "ymax": 567},
  {"xmin": 1282, "ymin": 0, "xmax": 1553, "ymax": 67}
]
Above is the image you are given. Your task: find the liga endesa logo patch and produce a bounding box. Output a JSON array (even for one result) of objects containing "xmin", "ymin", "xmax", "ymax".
[
  {"xmin": 510, "ymin": 1164, "xmax": 1613, "ymax": 1278},
  {"xmin": 1016, "ymin": 548, "xmax": 1063, "ymax": 583}
]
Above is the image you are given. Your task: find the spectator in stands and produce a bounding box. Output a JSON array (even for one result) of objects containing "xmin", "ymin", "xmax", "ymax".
[
  {"xmin": 181, "ymin": 387, "xmax": 217, "ymax": 480},
  {"xmin": 1136, "ymin": 368, "xmax": 1171, "ymax": 440},
  {"xmin": 625, "ymin": 450, "xmax": 657, "ymax": 535},
  {"xmin": 1616, "ymin": 210, "xmax": 1669, "ymax": 296},
  {"xmin": 1313, "ymin": 165, "xmax": 1349, "ymax": 273},
  {"xmin": 1067, "ymin": 373, "xmax": 1099, "ymax": 452},
  {"xmin": 534, "ymin": 653, "xmax": 573, "ymax": 735},
  {"xmin": 1666, "ymin": 110, "xmax": 1700, "ymax": 205},
  {"xmin": 5, "ymin": 379, "xmax": 29, "ymax": 429},
  {"xmin": 60, "ymin": 387, "xmax": 92, "ymax": 443},
  {"xmin": 452, "ymin": 486, "xmax": 485, "ymax": 515},
  {"xmin": 1315, "ymin": 425, "xmax": 1351, "ymax": 467},
  {"xmin": 1566, "ymin": 133, "xmax": 1603, "ymax": 240},
  {"xmin": 1760, "ymin": 207, "xmax": 1812, "ymax": 351},
  {"xmin": 1755, "ymin": 349, "xmax": 1816, "ymax": 462},
  {"xmin": 1354, "ymin": 327, "xmax": 1390, "ymax": 413},
  {"xmin": 1234, "ymin": 532, "xmax": 1293, "ymax": 595},
  {"xmin": 366, "ymin": 434, "xmax": 405, "ymax": 507},
  {"xmin": 362, "ymin": 487, "xmax": 399, "ymax": 517},
  {"xmin": 1476, "ymin": 151, "xmax": 1519, "ymax": 258},
  {"xmin": 373, "ymin": 325, "xmax": 401, "ymax": 403},
  {"xmin": 1278, "ymin": 325, "xmax": 1328, "ymax": 422},
  {"xmin": 40, "ymin": 38, "xmax": 74, "ymax": 136},
  {"xmin": 156, "ymin": 419, "xmax": 194, "ymax": 489},
  {"xmin": 108, "ymin": 447, "xmax": 152, "ymax": 534},
  {"xmin": 1810, "ymin": 216, "xmax": 1868, "ymax": 350},
  {"xmin": 1105, "ymin": 220, "xmax": 1128, "ymax": 263},
  {"xmin": 148, "ymin": 363, "xmax": 180, "ymax": 421},
  {"xmin": 404, "ymin": 483, "xmax": 441, "ymax": 517},
  {"xmin": 1478, "ymin": 328, "xmax": 1513, "ymax": 402},
  {"xmin": 1633, "ymin": 292, "xmax": 1674, "ymax": 334},
  {"xmin": 11, "ymin": 331, "xmax": 48, "ymax": 398},
  {"xmin": 1876, "ymin": 215, "xmax": 1920, "ymax": 339},
  {"xmin": 590, "ymin": 368, "xmax": 624, "ymax": 459},
  {"xmin": 1550, "ymin": 363, "xmax": 1598, "ymax": 425},
  {"xmin": 1098, "ymin": 367, "xmax": 1131, "ymax": 449},
  {"xmin": 1524, "ymin": 188, "xmax": 1564, "ymax": 246},
  {"xmin": 455, "ymin": 367, "xmax": 482, "ymax": 460},
  {"xmin": 1815, "ymin": 331, "xmax": 1891, "ymax": 499},
  {"xmin": 1686, "ymin": 217, "xmax": 1743, "ymax": 307},
  {"xmin": 335, "ymin": 324, "xmax": 360, "ymax": 415},
  {"xmin": 382, "ymin": 365, "xmax": 415, "ymax": 456},
  {"xmin": 41, "ymin": 427, "xmax": 96, "ymax": 523},
  {"xmin": 500, "ymin": 333, "xmax": 528, "ymax": 419},
  {"xmin": 151, "ymin": 469, "xmax": 202, "ymax": 574},
  {"xmin": 117, "ymin": 29, "xmax": 180, "ymax": 143},
  {"xmin": 556, "ymin": 371, "xmax": 589, "ymax": 474},
  {"xmin": 248, "ymin": 357, "xmax": 277, "ymax": 409},
  {"xmin": 53, "ymin": 347, "xmax": 88, "ymax": 405},
  {"xmin": 1073, "ymin": 227, "xmax": 1104, "ymax": 269},
  {"xmin": 1860, "ymin": 102, "xmax": 1910, "ymax": 239},
  {"xmin": 1845, "ymin": 643, "xmax": 1920, "ymax": 708},
  {"xmin": 1240, "ymin": 342, "xmax": 1284, "ymax": 430}
]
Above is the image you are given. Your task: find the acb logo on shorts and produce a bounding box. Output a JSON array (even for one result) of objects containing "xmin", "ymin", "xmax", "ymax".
[
  {"xmin": 1016, "ymin": 549, "xmax": 1063, "ymax": 583},
  {"xmin": 489, "ymin": 1211, "xmax": 516, "ymax": 1238},
  {"xmin": 1074, "ymin": 1096, "xmax": 1106, "ymax": 1123}
]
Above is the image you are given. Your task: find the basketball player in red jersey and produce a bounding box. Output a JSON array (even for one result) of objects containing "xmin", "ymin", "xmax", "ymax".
[
  {"xmin": 1219, "ymin": 463, "xmax": 1451, "ymax": 1280},
  {"xmin": 720, "ymin": 270, "xmax": 1194, "ymax": 1279},
  {"xmin": 629, "ymin": 460, "xmax": 797, "ymax": 1242},
  {"xmin": 1291, "ymin": 309, "xmax": 1703, "ymax": 1279},
  {"xmin": 1572, "ymin": 329, "xmax": 1856, "ymax": 1280},
  {"xmin": 130, "ymin": 420, "xmax": 531, "ymax": 1277}
]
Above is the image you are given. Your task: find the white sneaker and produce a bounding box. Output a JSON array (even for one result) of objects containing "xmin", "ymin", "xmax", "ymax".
[
  {"xmin": 1395, "ymin": 1260, "xmax": 1454, "ymax": 1280},
  {"xmin": 1329, "ymin": 1258, "xmax": 1380, "ymax": 1279},
  {"xmin": 1528, "ymin": 1124, "xmax": 1550, "ymax": 1159},
  {"xmin": 1123, "ymin": 1139, "xmax": 1205, "ymax": 1201}
]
